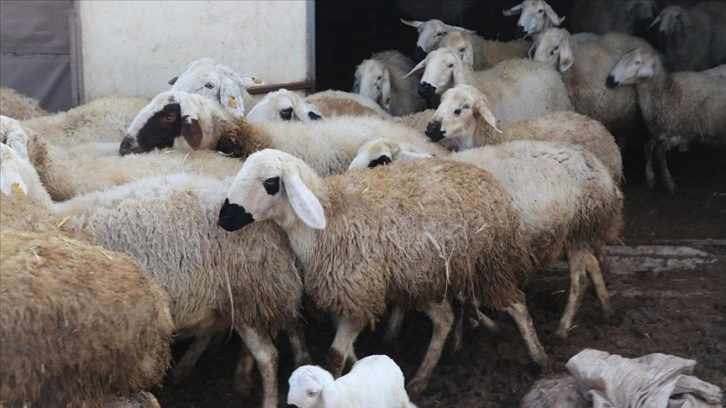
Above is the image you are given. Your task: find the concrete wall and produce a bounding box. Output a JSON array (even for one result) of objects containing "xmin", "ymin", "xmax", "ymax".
[{"xmin": 77, "ymin": 0, "xmax": 313, "ymax": 102}]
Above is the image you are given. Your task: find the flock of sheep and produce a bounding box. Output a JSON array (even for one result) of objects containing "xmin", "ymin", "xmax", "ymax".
[{"xmin": 0, "ymin": 0, "xmax": 725, "ymax": 407}]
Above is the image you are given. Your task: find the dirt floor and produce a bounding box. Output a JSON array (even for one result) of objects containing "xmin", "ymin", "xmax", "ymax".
[{"xmin": 157, "ymin": 146, "xmax": 725, "ymax": 408}]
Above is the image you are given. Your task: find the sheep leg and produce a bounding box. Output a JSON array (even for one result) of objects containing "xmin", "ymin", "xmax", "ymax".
[
  {"xmin": 325, "ymin": 318, "xmax": 366, "ymax": 378},
  {"xmin": 450, "ymin": 296, "xmax": 464, "ymax": 352},
  {"xmin": 233, "ymin": 346, "xmax": 255, "ymax": 397},
  {"xmin": 504, "ymin": 300, "xmax": 549, "ymax": 368},
  {"xmin": 644, "ymin": 137, "xmax": 659, "ymax": 189},
  {"xmin": 384, "ymin": 306, "xmax": 406, "ymax": 347},
  {"xmin": 655, "ymin": 139, "xmax": 677, "ymax": 194},
  {"xmin": 407, "ymin": 300, "xmax": 454, "ymax": 398},
  {"xmin": 286, "ymin": 319, "xmax": 312, "ymax": 367},
  {"xmin": 557, "ymin": 248, "xmax": 589, "ymax": 338},
  {"xmin": 237, "ymin": 324, "xmax": 279, "ymax": 408},
  {"xmin": 584, "ymin": 251, "xmax": 613, "ymax": 319},
  {"xmin": 464, "ymin": 296, "xmax": 498, "ymax": 332},
  {"xmin": 171, "ymin": 332, "xmax": 215, "ymax": 383}
]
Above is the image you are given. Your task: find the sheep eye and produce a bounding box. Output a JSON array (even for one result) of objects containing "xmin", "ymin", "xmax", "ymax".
[
  {"xmin": 459, "ymin": 47, "xmax": 465, "ymax": 52},
  {"xmin": 263, "ymin": 177, "xmax": 280, "ymax": 195},
  {"xmin": 204, "ymin": 83, "xmax": 215, "ymax": 89},
  {"xmin": 448, "ymin": 63, "xmax": 454, "ymax": 68},
  {"xmin": 377, "ymin": 75, "xmax": 382, "ymax": 80},
  {"xmin": 538, "ymin": 9, "xmax": 544, "ymax": 13},
  {"xmin": 280, "ymin": 107, "xmax": 294, "ymax": 120},
  {"xmin": 634, "ymin": 60, "xmax": 641, "ymax": 65},
  {"xmin": 463, "ymin": 104, "xmax": 471, "ymax": 109},
  {"xmin": 162, "ymin": 112, "xmax": 177, "ymax": 122},
  {"xmin": 454, "ymin": 108, "xmax": 462, "ymax": 116},
  {"xmin": 551, "ymin": 46, "xmax": 559, "ymax": 55}
]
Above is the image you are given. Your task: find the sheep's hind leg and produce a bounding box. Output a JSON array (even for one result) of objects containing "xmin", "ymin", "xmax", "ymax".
[
  {"xmin": 557, "ymin": 248, "xmax": 588, "ymax": 338},
  {"xmin": 237, "ymin": 324, "xmax": 279, "ymax": 408},
  {"xmin": 644, "ymin": 137, "xmax": 659, "ymax": 189},
  {"xmin": 655, "ymin": 139, "xmax": 677, "ymax": 194},
  {"xmin": 286, "ymin": 318, "xmax": 312, "ymax": 367},
  {"xmin": 407, "ymin": 300, "xmax": 454, "ymax": 398},
  {"xmin": 172, "ymin": 331, "xmax": 215, "ymax": 384},
  {"xmin": 325, "ymin": 318, "xmax": 366, "ymax": 377},
  {"xmin": 504, "ymin": 299, "xmax": 549, "ymax": 368},
  {"xmin": 233, "ymin": 346, "xmax": 255, "ymax": 397},
  {"xmin": 584, "ymin": 250, "xmax": 613, "ymax": 320},
  {"xmin": 384, "ymin": 306, "xmax": 406, "ymax": 347}
]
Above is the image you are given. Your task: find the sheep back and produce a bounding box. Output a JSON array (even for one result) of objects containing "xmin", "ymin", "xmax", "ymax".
[{"xmin": 306, "ymin": 90, "xmax": 391, "ymax": 118}]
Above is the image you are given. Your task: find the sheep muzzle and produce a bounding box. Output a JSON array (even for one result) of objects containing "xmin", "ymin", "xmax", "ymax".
[{"xmin": 218, "ymin": 199, "xmax": 255, "ymax": 231}]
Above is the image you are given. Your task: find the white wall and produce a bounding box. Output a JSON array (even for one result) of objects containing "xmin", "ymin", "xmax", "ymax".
[{"xmin": 77, "ymin": 0, "xmax": 312, "ymax": 102}]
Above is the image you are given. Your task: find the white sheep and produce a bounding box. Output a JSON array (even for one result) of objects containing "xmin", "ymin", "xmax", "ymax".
[
  {"xmin": 0, "ymin": 228, "xmax": 173, "ymax": 408},
  {"xmin": 350, "ymin": 137, "xmax": 624, "ymax": 337},
  {"xmin": 422, "ymin": 84, "xmax": 622, "ymax": 182},
  {"xmin": 405, "ymin": 50, "xmax": 574, "ymax": 125},
  {"xmin": 246, "ymin": 89, "xmax": 390, "ymax": 123},
  {"xmin": 502, "ymin": 0, "xmax": 566, "ymax": 39},
  {"xmin": 120, "ymin": 91, "xmax": 449, "ymax": 176},
  {"xmin": 168, "ymin": 57, "xmax": 263, "ymax": 117},
  {"xmin": 219, "ymin": 148, "xmax": 549, "ymax": 396},
  {"xmin": 1, "ymin": 145, "xmax": 307, "ymax": 408},
  {"xmin": 287, "ymin": 355, "xmax": 417, "ymax": 408},
  {"xmin": 532, "ymin": 28, "xmax": 654, "ymax": 143},
  {"xmin": 352, "ymin": 50, "xmax": 427, "ymax": 116},
  {"xmin": 400, "ymin": 18, "xmax": 474, "ymax": 61},
  {"xmin": 649, "ymin": 2, "xmax": 726, "ymax": 72},
  {"xmin": 606, "ymin": 47, "xmax": 726, "ymax": 193},
  {"xmin": 568, "ymin": 0, "xmax": 658, "ymax": 35},
  {"xmin": 0, "ymin": 86, "xmax": 48, "ymax": 120},
  {"xmin": 437, "ymin": 30, "xmax": 531, "ymax": 71}
]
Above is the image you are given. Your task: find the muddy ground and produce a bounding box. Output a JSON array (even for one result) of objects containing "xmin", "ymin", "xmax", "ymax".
[{"xmin": 157, "ymin": 146, "xmax": 725, "ymax": 407}]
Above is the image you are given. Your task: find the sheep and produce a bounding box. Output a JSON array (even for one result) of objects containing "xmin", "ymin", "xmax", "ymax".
[
  {"xmin": 350, "ymin": 137, "xmax": 624, "ymax": 337},
  {"xmin": 400, "ymin": 18, "xmax": 474, "ymax": 61},
  {"xmin": 246, "ymin": 89, "xmax": 390, "ymax": 123},
  {"xmin": 168, "ymin": 57, "xmax": 264, "ymax": 117},
  {"xmin": 0, "ymin": 229, "xmax": 173, "ymax": 408},
  {"xmin": 606, "ymin": 47, "xmax": 726, "ymax": 193},
  {"xmin": 439, "ymin": 29, "xmax": 531, "ymax": 71},
  {"xmin": 106, "ymin": 392, "xmax": 162, "ymax": 408},
  {"xmin": 502, "ymin": 0, "xmax": 566, "ymax": 40},
  {"xmin": 1, "ymin": 145, "xmax": 307, "ymax": 408},
  {"xmin": 406, "ymin": 51, "xmax": 574, "ymax": 126},
  {"xmin": 287, "ymin": 355, "xmax": 417, "ymax": 408},
  {"xmin": 568, "ymin": 0, "xmax": 659, "ymax": 35},
  {"xmin": 352, "ymin": 50, "xmax": 427, "ymax": 116},
  {"xmin": 0, "ymin": 86, "xmax": 48, "ymax": 120},
  {"xmin": 423, "ymin": 84, "xmax": 623, "ymax": 182},
  {"xmin": 649, "ymin": 2, "xmax": 726, "ymax": 71},
  {"xmin": 120, "ymin": 91, "xmax": 449, "ymax": 176},
  {"xmin": 218, "ymin": 148, "xmax": 550, "ymax": 396},
  {"xmin": 19, "ymin": 96, "xmax": 149, "ymax": 147},
  {"xmin": 531, "ymin": 28, "xmax": 654, "ymax": 142}
]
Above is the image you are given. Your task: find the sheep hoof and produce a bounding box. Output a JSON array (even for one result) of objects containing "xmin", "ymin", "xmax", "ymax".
[{"xmin": 406, "ymin": 377, "xmax": 429, "ymax": 398}]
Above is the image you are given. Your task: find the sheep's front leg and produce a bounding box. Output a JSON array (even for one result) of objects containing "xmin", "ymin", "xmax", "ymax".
[
  {"xmin": 655, "ymin": 138, "xmax": 677, "ymax": 194},
  {"xmin": 237, "ymin": 324, "xmax": 279, "ymax": 408},
  {"xmin": 557, "ymin": 248, "xmax": 589, "ymax": 338},
  {"xmin": 644, "ymin": 137, "xmax": 659, "ymax": 189},
  {"xmin": 325, "ymin": 318, "xmax": 366, "ymax": 377},
  {"xmin": 504, "ymin": 299, "xmax": 549, "ymax": 368},
  {"xmin": 407, "ymin": 300, "xmax": 454, "ymax": 398}
]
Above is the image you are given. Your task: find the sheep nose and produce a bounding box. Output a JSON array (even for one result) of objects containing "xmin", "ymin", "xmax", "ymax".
[
  {"xmin": 515, "ymin": 25, "xmax": 526, "ymax": 37},
  {"xmin": 218, "ymin": 199, "xmax": 255, "ymax": 231},
  {"xmin": 119, "ymin": 136, "xmax": 138, "ymax": 156},
  {"xmin": 413, "ymin": 46, "xmax": 427, "ymax": 62},
  {"xmin": 605, "ymin": 75, "xmax": 618, "ymax": 89},
  {"xmin": 418, "ymin": 82, "xmax": 436, "ymax": 99},
  {"xmin": 425, "ymin": 120, "xmax": 446, "ymax": 141},
  {"xmin": 280, "ymin": 107, "xmax": 293, "ymax": 120}
]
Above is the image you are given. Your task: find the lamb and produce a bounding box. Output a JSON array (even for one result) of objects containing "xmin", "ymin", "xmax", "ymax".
[
  {"xmin": 168, "ymin": 57, "xmax": 264, "ymax": 116},
  {"xmin": 532, "ymin": 28, "xmax": 653, "ymax": 142},
  {"xmin": 606, "ymin": 47, "xmax": 726, "ymax": 193},
  {"xmin": 649, "ymin": 2, "xmax": 726, "ymax": 71},
  {"xmin": 352, "ymin": 50, "xmax": 427, "ymax": 116},
  {"xmin": 246, "ymin": 89, "xmax": 390, "ymax": 123},
  {"xmin": 1, "ymin": 144, "xmax": 307, "ymax": 408},
  {"xmin": 401, "ymin": 18, "xmax": 474, "ymax": 61},
  {"xmin": 423, "ymin": 85, "xmax": 622, "ymax": 182},
  {"xmin": 502, "ymin": 0, "xmax": 566, "ymax": 40},
  {"xmin": 0, "ymin": 86, "xmax": 48, "ymax": 120},
  {"xmin": 438, "ymin": 29, "xmax": 531, "ymax": 71},
  {"xmin": 568, "ymin": 0, "xmax": 658, "ymax": 35},
  {"xmin": 219, "ymin": 148, "xmax": 549, "ymax": 396},
  {"xmin": 350, "ymin": 137, "xmax": 624, "ymax": 337},
  {"xmin": 406, "ymin": 51, "xmax": 574, "ymax": 126},
  {"xmin": 120, "ymin": 91, "xmax": 449, "ymax": 176},
  {"xmin": 19, "ymin": 96, "xmax": 149, "ymax": 147},
  {"xmin": 0, "ymin": 229, "xmax": 173, "ymax": 408},
  {"xmin": 287, "ymin": 355, "xmax": 417, "ymax": 408}
]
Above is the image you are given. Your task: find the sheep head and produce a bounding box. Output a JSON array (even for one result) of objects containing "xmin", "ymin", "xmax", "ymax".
[
  {"xmin": 349, "ymin": 138, "xmax": 433, "ymax": 170},
  {"xmin": 426, "ymin": 85, "xmax": 500, "ymax": 149},
  {"xmin": 649, "ymin": 6, "xmax": 691, "ymax": 42},
  {"xmin": 405, "ymin": 48, "xmax": 469, "ymax": 99},
  {"xmin": 0, "ymin": 115, "xmax": 29, "ymax": 160},
  {"xmin": 532, "ymin": 28, "xmax": 574, "ymax": 73},
  {"xmin": 285, "ymin": 365, "xmax": 341, "ymax": 408},
  {"xmin": 401, "ymin": 18, "xmax": 474, "ymax": 61},
  {"xmin": 246, "ymin": 89, "xmax": 323, "ymax": 123},
  {"xmin": 606, "ymin": 48, "xmax": 657, "ymax": 88},
  {"xmin": 220, "ymin": 149, "xmax": 326, "ymax": 232},
  {"xmin": 440, "ymin": 31, "xmax": 475, "ymax": 67},
  {"xmin": 353, "ymin": 59, "xmax": 392, "ymax": 112},
  {"xmin": 503, "ymin": 0, "xmax": 565, "ymax": 39}
]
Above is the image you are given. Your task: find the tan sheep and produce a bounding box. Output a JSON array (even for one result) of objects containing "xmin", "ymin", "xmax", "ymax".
[
  {"xmin": 439, "ymin": 30, "xmax": 531, "ymax": 71},
  {"xmin": 0, "ymin": 86, "xmax": 48, "ymax": 120}
]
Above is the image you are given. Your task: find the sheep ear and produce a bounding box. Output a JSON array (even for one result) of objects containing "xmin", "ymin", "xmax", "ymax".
[
  {"xmin": 238, "ymin": 75, "xmax": 264, "ymax": 87},
  {"xmin": 381, "ymin": 68, "xmax": 392, "ymax": 110},
  {"xmin": 452, "ymin": 60, "xmax": 469, "ymax": 84},
  {"xmin": 0, "ymin": 147, "xmax": 28, "ymax": 197},
  {"xmin": 401, "ymin": 19, "xmax": 424, "ymax": 28},
  {"xmin": 220, "ymin": 77, "xmax": 246, "ymax": 117},
  {"xmin": 681, "ymin": 11, "xmax": 692, "ymax": 27},
  {"xmin": 283, "ymin": 170, "xmax": 326, "ymax": 230},
  {"xmin": 474, "ymin": 98, "xmax": 501, "ymax": 133},
  {"xmin": 558, "ymin": 40, "xmax": 574, "ymax": 72},
  {"xmin": 461, "ymin": 45, "xmax": 475, "ymax": 66},
  {"xmin": 404, "ymin": 59, "xmax": 426, "ymax": 79},
  {"xmin": 637, "ymin": 58, "xmax": 656, "ymax": 79},
  {"xmin": 647, "ymin": 14, "xmax": 662, "ymax": 29},
  {"xmin": 181, "ymin": 116, "xmax": 203, "ymax": 150},
  {"xmin": 168, "ymin": 76, "xmax": 179, "ymax": 86},
  {"xmin": 293, "ymin": 98, "xmax": 324, "ymax": 122},
  {"xmin": 502, "ymin": 4, "xmax": 522, "ymax": 16},
  {"xmin": 544, "ymin": 4, "xmax": 565, "ymax": 25}
]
